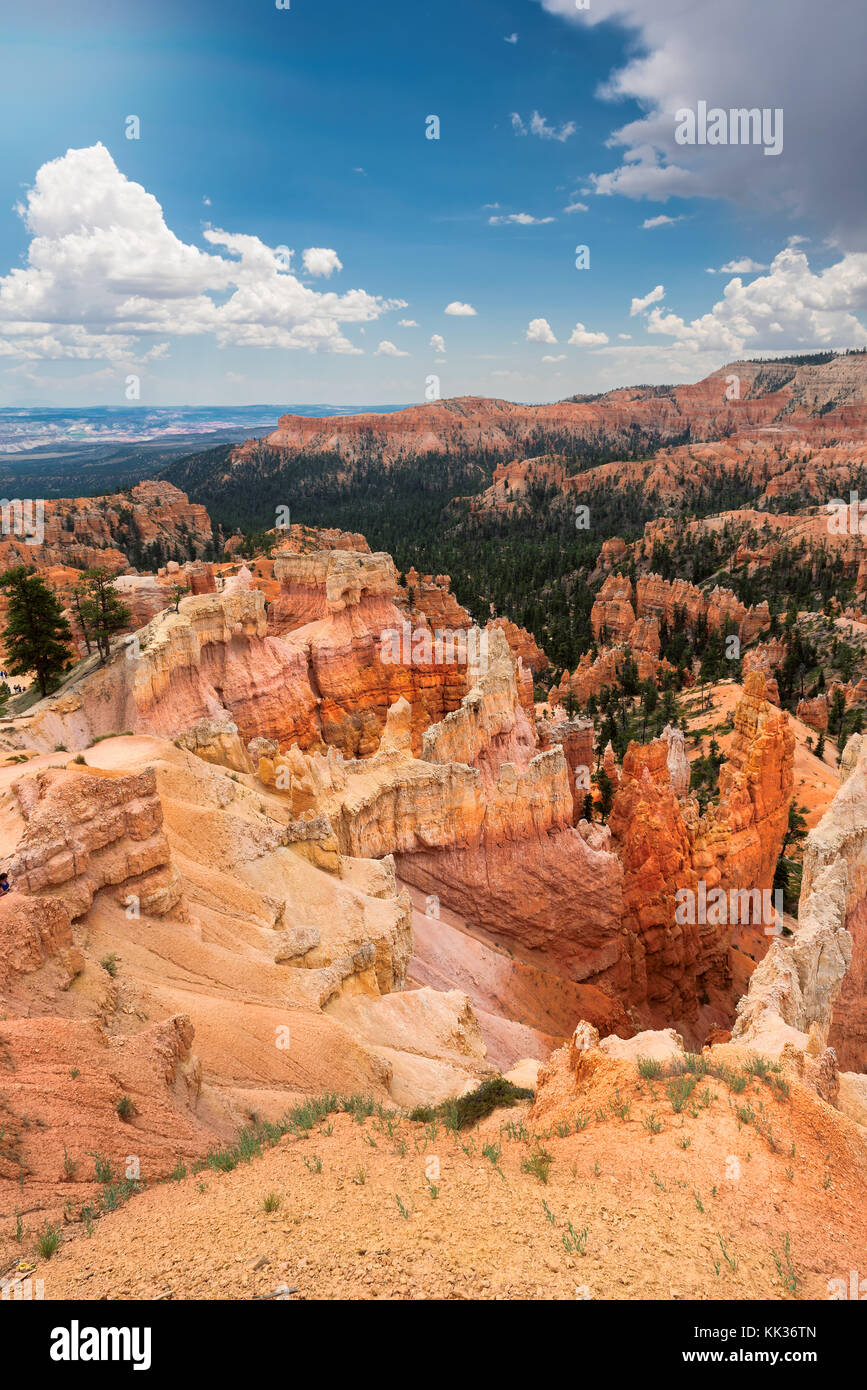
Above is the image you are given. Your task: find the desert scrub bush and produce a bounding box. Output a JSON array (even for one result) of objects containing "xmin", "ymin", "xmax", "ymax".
[
  {"xmin": 100, "ymin": 953, "xmax": 119, "ymax": 977},
  {"xmin": 36, "ymin": 1223, "xmax": 62, "ymax": 1259},
  {"xmin": 643, "ymin": 1112, "xmax": 663, "ymax": 1134},
  {"xmin": 408, "ymin": 1077, "xmax": 532, "ymax": 1131},
  {"xmin": 521, "ymin": 1146, "xmax": 554, "ymax": 1184},
  {"xmin": 116, "ymin": 1094, "xmax": 136, "ymax": 1122},
  {"xmin": 62, "ymin": 1148, "xmax": 78, "ymax": 1180},
  {"xmin": 261, "ymin": 1191, "xmax": 282, "ymax": 1212}
]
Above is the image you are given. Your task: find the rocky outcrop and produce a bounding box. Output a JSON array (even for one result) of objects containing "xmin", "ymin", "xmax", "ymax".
[
  {"xmin": 7, "ymin": 558, "xmax": 473, "ymax": 757},
  {"xmin": 404, "ymin": 569, "xmax": 473, "ymax": 633},
  {"xmin": 488, "ymin": 617, "xmax": 549, "ymax": 675},
  {"xmin": 0, "ymin": 1013, "xmax": 215, "ymax": 1190},
  {"xmin": 0, "ymin": 893, "xmax": 75, "ymax": 991},
  {"xmin": 608, "ymin": 674, "xmax": 794, "ymax": 1035},
  {"xmin": 591, "ymin": 574, "xmax": 636, "ymax": 643},
  {"xmin": 9, "ymin": 765, "xmax": 181, "ymax": 921},
  {"xmin": 538, "ymin": 714, "xmax": 594, "ymax": 820},
  {"xmin": 661, "ymin": 723, "xmax": 690, "ymax": 797},
  {"xmin": 174, "ymin": 718, "xmax": 253, "ymax": 773},
  {"xmin": 252, "ymin": 630, "xmax": 626, "ymax": 995},
  {"xmin": 0, "ymin": 481, "xmax": 212, "ymax": 575},
  {"xmin": 609, "ymin": 740, "xmax": 703, "ymax": 1028},
  {"xmin": 797, "ymin": 695, "xmax": 829, "ymax": 731},
  {"xmin": 789, "ymin": 736, "xmax": 867, "ymax": 1071},
  {"xmin": 692, "ymin": 672, "xmax": 795, "ymax": 895},
  {"xmin": 635, "ymin": 574, "xmax": 770, "ymax": 644},
  {"xmin": 268, "ymin": 551, "xmax": 471, "ymax": 755}
]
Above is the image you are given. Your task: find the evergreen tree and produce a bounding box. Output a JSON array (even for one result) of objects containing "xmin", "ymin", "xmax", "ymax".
[
  {"xmin": 0, "ymin": 566, "xmax": 73, "ymax": 697},
  {"xmin": 79, "ymin": 568, "xmax": 132, "ymax": 663},
  {"xmin": 170, "ymin": 582, "xmax": 190, "ymax": 613},
  {"xmin": 595, "ymin": 767, "xmax": 615, "ymax": 821}
]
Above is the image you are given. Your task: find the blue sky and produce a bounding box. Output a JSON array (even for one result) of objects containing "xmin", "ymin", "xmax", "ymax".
[{"xmin": 0, "ymin": 0, "xmax": 864, "ymax": 407}]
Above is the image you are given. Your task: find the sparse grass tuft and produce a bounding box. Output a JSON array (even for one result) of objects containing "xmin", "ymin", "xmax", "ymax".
[
  {"xmin": 637, "ymin": 1055, "xmax": 663, "ymax": 1079},
  {"xmin": 36, "ymin": 1223, "xmax": 62, "ymax": 1259},
  {"xmin": 772, "ymin": 1232, "xmax": 800, "ymax": 1296},
  {"xmin": 521, "ymin": 1146, "xmax": 554, "ymax": 1184}
]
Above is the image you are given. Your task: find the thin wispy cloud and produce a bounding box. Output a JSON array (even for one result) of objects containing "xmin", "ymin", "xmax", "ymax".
[
  {"xmin": 489, "ymin": 213, "xmax": 555, "ymax": 226},
  {"xmin": 511, "ymin": 110, "xmax": 575, "ymax": 142}
]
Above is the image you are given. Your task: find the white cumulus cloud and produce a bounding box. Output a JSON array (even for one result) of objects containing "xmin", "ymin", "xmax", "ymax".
[
  {"xmin": 374, "ymin": 340, "xmax": 409, "ymax": 357},
  {"xmin": 0, "ymin": 144, "xmax": 401, "ymax": 362},
  {"xmin": 302, "ymin": 247, "xmax": 343, "ymax": 277},
  {"xmin": 643, "ymin": 245, "xmax": 867, "ymax": 355},
  {"xmin": 569, "ymin": 323, "xmax": 609, "ymax": 346},
  {"xmin": 526, "ymin": 318, "xmax": 557, "ymax": 344},
  {"xmin": 444, "ymin": 301, "xmax": 477, "ymax": 316},
  {"xmin": 630, "ymin": 285, "xmax": 665, "ymax": 315},
  {"xmin": 430, "ymin": 333, "xmax": 446, "ymax": 353},
  {"xmin": 706, "ymin": 258, "xmax": 768, "ymax": 274}
]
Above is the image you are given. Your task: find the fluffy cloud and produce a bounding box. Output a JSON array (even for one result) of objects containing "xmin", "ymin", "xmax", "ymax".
[
  {"xmin": 642, "ymin": 215, "xmax": 682, "ymax": 229},
  {"xmin": 301, "ymin": 247, "xmax": 343, "ymax": 277},
  {"xmin": 630, "ymin": 285, "xmax": 665, "ymax": 315},
  {"xmin": 444, "ymin": 301, "xmax": 477, "ymax": 316},
  {"xmin": 643, "ymin": 245, "xmax": 867, "ymax": 354},
  {"xmin": 511, "ymin": 111, "xmax": 575, "ymax": 142},
  {"xmin": 564, "ymin": 201, "xmax": 589, "ymax": 214},
  {"xmin": 430, "ymin": 333, "xmax": 446, "ymax": 353},
  {"xmin": 542, "ymin": 354, "xmax": 566, "ymax": 362},
  {"xmin": 569, "ymin": 323, "xmax": 609, "ymax": 346},
  {"xmin": 706, "ymin": 258, "xmax": 768, "ymax": 274},
  {"xmin": 538, "ymin": 0, "xmax": 867, "ymax": 246},
  {"xmin": 526, "ymin": 318, "xmax": 557, "ymax": 344},
  {"xmin": 0, "ymin": 144, "xmax": 401, "ymax": 361},
  {"xmin": 489, "ymin": 212, "xmax": 555, "ymax": 226},
  {"xmin": 397, "ymin": 318, "xmax": 418, "ymax": 327},
  {"xmin": 504, "ymin": 32, "xmax": 519, "ymax": 43},
  {"xmin": 374, "ymin": 340, "xmax": 409, "ymax": 357}
]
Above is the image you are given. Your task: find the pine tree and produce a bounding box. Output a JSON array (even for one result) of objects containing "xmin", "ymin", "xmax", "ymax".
[
  {"xmin": 0, "ymin": 566, "xmax": 73, "ymax": 697},
  {"xmin": 79, "ymin": 568, "xmax": 132, "ymax": 663}
]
